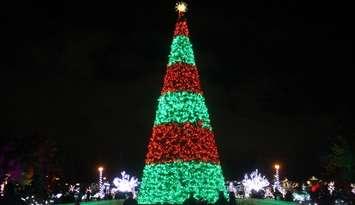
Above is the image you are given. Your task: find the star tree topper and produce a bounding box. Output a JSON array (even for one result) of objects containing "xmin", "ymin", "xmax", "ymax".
[{"xmin": 176, "ymin": 1, "xmax": 188, "ymax": 14}]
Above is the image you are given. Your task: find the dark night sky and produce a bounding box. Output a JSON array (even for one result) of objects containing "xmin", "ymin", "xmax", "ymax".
[{"xmin": 1, "ymin": 0, "xmax": 354, "ymax": 182}]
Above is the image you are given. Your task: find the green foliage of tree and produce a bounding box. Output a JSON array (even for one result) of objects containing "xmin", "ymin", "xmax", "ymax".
[{"xmin": 323, "ymin": 136, "xmax": 354, "ymax": 181}]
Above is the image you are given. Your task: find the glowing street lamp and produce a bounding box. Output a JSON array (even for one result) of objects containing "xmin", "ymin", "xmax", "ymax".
[
  {"xmin": 273, "ymin": 163, "xmax": 281, "ymax": 192},
  {"xmin": 98, "ymin": 166, "xmax": 104, "ymax": 194}
]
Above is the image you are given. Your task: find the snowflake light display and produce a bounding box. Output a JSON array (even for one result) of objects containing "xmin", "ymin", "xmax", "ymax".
[
  {"xmin": 112, "ymin": 171, "xmax": 138, "ymax": 196},
  {"xmin": 68, "ymin": 184, "xmax": 80, "ymax": 194},
  {"xmin": 242, "ymin": 169, "xmax": 270, "ymax": 197}
]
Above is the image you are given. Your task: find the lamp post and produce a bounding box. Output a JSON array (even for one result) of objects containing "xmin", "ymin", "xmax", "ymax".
[
  {"xmin": 98, "ymin": 166, "xmax": 104, "ymax": 195},
  {"xmin": 273, "ymin": 164, "xmax": 280, "ymax": 192}
]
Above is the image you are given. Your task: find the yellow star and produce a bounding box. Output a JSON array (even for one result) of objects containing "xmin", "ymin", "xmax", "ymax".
[{"xmin": 176, "ymin": 2, "xmax": 187, "ymax": 13}]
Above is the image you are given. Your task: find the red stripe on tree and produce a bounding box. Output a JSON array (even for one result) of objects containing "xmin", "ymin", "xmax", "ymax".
[
  {"xmin": 174, "ymin": 17, "xmax": 189, "ymax": 36},
  {"xmin": 145, "ymin": 123, "xmax": 220, "ymax": 164},
  {"xmin": 162, "ymin": 63, "xmax": 203, "ymax": 94}
]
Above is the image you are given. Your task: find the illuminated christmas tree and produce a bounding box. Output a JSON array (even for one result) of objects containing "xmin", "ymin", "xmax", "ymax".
[{"xmin": 137, "ymin": 2, "xmax": 227, "ymax": 204}]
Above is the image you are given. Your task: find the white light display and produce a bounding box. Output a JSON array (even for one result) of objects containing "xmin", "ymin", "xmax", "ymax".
[
  {"xmin": 227, "ymin": 181, "xmax": 244, "ymax": 199},
  {"xmin": 242, "ymin": 169, "xmax": 270, "ymax": 197},
  {"xmin": 55, "ymin": 193, "xmax": 62, "ymax": 199},
  {"xmin": 351, "ymin": 184, "xmax": 355, "ymax": 194},
  {"xmin": 292, "ymin": 191, "xmax": 310, "ymax": 203},
  {"xmin": 273, "ymin": 164, "xmax": 280, "ymax": 192},
  {"xmin": 0, "ymin": 176, "xmax": 9, "ymax": 197},
  {"xmin": 302, "ymin": 183, "xmax": 306, "ymax": 191},
  {"xmin": 273, "ymin": 164, "xmax": 286, "ymax": 196},
  {"xmin": 112, "ymin": 171, "xmax": 139, "ymax": 197},
  {"xmin": 228, "ymin": 181, "xmax": 237, "ymax": 194},
  {"xmin": 264, "ymin": 187, "xmax": 274, "ymax": 198},
  {"xmin": 98, "ymin": 167, "xmax": 104, "ymax": 194},
  {"xmin": 69, "ymin": 184, "xmax": 80, "ymax": 194},
  {"xmin": 93, "ymin": 192, "xmax": 105, "ymax": 199},
  {"xmin": 328, "ymin": 181, "xmax": 335, "ymax": 195},
  {"xmin": 0, "ymin": 182, "xmax": 5, "ymax": 196},
  {"xmin": 282, "ymin": 178, "xmax": 298, "ymax": 192}
]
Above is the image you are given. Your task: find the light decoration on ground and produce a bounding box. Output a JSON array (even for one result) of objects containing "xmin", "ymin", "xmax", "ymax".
[
  {"xmin": 281, "ymin": 178, "xmax": 298, "ymax": 193},
  {"xmin": 292, "ymin": 191, "xmax": 310, "ymax": 203},
  {"xmin": 228, "ymin": 181, "xmax": 237, "ymax": 194},
  {"xmin": 264, "ymin": 187, "xmax": 274, "ymax": 199},
  {"xmin": 0, "ymin": 181, "xmax": 5, "ymax": 196},
  {"xmin": 93, "ymin": 192, "xmax": 105, "ymax": 199},
  {"xmin": 103, "ymin": 182, "xmax": 111, "ymax": 196},
  {"xmin": 82, "ymin": 187, "xmax": 92, "ymax": 201},
  {"xmin": 351, "ymin": 184, "xmax": 355, "ymax": 194},
  {"xmin": 68, "ymin": 184, "xmax": 80, "ymax": 194},
  {"xmin": 55, "ymin": 193, "xmax": 63, "ymax": 199},
  {"xmin": 309, "ymin": 176, "xmax": 318, "ymax": 181},
  {"xmin": 227, "ymin": 181, "xmax": 244, "ymax": 198},
  {"xmin": 296, "ymin": 182, "xmax": 309, "ymax": 203},
  {"xmin": 242, "ymin": 169, "xmax": 270, "ymax": 198},
  {"xmin": 137, "ymin": 2, "xmax": 227, "ymax": 202},
  {"xmin": 311, "ymin": 182, "xmax": 320, "ymax": 193},
  {"xmin": 0, "ymin": 174, "xmax": 9, "ymax": 197},
  {"xmin": 328, "ymin": 181, "xmax": 335, "ymax": 195},
  {"xmin": 280, "ymin": 178, "xmax": 298, "ymax": 198},
  {"xmin": 112, "ymin": 171, "xmax": 139, "ymax": 197},
  {"xmin": 301, "ymin": 183, "xmax": 308, "ymax": 196}
]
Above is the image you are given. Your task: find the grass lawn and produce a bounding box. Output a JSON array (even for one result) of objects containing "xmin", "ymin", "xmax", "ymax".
[
  {"xmin": 58, "ymin": 199, "xmax": 124, "ymax": 205},
  {"xmin": 237, "ymin": 199, "xmax": 297, "ymax": 205},
  {"xmin": 58, "ymin": 199, "xmax": 296, "ymax": 205}
]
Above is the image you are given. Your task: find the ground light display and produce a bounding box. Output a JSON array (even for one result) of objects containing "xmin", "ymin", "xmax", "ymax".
[{"xmin": 137, "ymin": 2, "xmax": 227, "ymax": 204}]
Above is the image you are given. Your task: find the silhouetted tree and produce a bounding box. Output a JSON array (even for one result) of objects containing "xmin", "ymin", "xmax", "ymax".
[
  {"xmin": 323, "ymin": 136, "xmax": 354, "ymax": 182},
  {"xmin": 0, "ymin": 131, "xmax": 62, "ymax": 200},
  {"xmin": 0, "ymin": 143, "xmax": 23, "ymax": 183}
]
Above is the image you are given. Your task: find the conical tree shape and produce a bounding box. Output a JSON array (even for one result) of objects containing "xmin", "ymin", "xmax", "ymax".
[{"xmin": 138, "ymin": 3, "xmax": 227, "ymax": 204}]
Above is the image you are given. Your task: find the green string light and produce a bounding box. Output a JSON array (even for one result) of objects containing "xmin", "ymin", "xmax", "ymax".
[
  {"xmin": 137, "ymin": 161, "xmax": 227, "ymax": 204},
  {"xmin": 154, "ymin": 92, "xmax": 212, "ymax": 129},
  {"xmin": 168, "ymin": 35, "xmax": 196, "ymax": 66}
]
